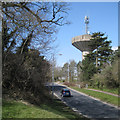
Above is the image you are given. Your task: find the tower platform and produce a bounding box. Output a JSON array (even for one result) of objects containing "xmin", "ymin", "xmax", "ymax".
[{"xmin": 72, "ymin": 34, "xmax": 93, "ymax": 60}]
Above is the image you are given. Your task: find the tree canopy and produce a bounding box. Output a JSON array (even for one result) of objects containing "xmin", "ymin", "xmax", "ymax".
[
  {"xmin": 2, "ymin": 2, "xmax": 69, "ymax": 55},
  {"xmin": 88, "ymin": 32, "xmax": 113, "ymax": 67}
]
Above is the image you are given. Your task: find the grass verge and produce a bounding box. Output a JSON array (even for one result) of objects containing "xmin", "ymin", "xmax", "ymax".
[
  {"xmin": 71, "ymin": 87, "xmax": 119, "ymax": 107},
  {"xmin": 2, "ymin": 98, "xmax": 89, "ymax": 119},
  {"xmin": 88, "ymin": 87, "xmax": 118, "ymax": 95}
]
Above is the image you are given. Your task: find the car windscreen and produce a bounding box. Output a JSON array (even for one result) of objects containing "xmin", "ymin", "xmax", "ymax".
[{"xmin": 64, "ymin": 90, "xmax": 70, "ymax": 92}]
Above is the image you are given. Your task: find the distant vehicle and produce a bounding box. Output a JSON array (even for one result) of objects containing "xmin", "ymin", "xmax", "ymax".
[{"xmin": 61, "ymin": 88, "xmax": 72, "ymax": 97}]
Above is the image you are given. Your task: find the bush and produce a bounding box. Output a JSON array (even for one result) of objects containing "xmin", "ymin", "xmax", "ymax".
[
  {"xmin": 90, "ymin": 73, "xmax": 104, "ymax": 88},
  {"xmin": 2, "ymin": 50, "xmax": 51, "ymax": 104},
  {"xmin": 91, "ymin": 60, "xmax": 119, "ymax": 89},
  {"xmin": 111, "ymin": 60, "xmax": 119, "ymax": 87}
]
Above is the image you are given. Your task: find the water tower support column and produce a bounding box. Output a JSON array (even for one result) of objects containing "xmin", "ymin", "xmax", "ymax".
[{"xmin": 82, "ymin": 51, "xmax": 89, "ymax": 60}]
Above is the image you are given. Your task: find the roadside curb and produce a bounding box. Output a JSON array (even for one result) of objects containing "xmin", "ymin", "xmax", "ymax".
[{"xmin": 56, "ymin": 82, "xmax": 120, "ymax": 110}]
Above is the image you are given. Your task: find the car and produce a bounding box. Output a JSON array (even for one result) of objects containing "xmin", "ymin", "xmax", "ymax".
[{"xmin": 61, "ymin": 88, "xmax": 71, "ymax": 97}]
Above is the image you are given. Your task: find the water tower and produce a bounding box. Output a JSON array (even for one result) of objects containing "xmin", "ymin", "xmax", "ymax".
[{"xmin": 72, "ymin": 16, "xmax": 93, "ymax": 60}]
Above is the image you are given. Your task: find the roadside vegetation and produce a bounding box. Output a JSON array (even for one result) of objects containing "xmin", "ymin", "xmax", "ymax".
[
  {"xmin": 78, "ymin": 33, "xmax": 119, "ymax": 90},
  {"xmin": 2, "ymin": 2, "xmax": 70, "ymax": 104},
  {"xmin": 2, "ymin": 99, "xmax": 88, "ymax": 119}
]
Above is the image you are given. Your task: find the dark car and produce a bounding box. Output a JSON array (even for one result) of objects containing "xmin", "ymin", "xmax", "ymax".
[{"xmin": 61, "ymin": 88, "xmax": 71, "ymax": 97}]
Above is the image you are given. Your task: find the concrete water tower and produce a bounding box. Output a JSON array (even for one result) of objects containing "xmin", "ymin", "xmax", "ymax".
[{"xmin": 72, "ymin": 16, "xmax": 93, "ymax": 60}]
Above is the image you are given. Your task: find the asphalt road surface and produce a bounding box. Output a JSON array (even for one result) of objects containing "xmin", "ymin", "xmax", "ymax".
[{"xmin": 51, "ymin": 83, "xmax": 119, "ymax": 119}]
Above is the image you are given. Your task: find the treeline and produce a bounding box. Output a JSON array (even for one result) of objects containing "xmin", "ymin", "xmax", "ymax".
[
  {"xmin": 54, "ymin": 60, "xmax": 77, "ymax": 82},
  {"xmin": 2, "ymin": 2, "xmax": 69, "ymax": 104},
  {"xmin": 79, "ymin": 32, "xmax": 120, "ymax": 89}
]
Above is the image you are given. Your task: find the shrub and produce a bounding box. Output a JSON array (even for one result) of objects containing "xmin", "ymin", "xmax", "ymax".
[
  {"xmin": 91, "ymin": 73, "xmax": 104, "ymax": 88},
  {"xmin": 2, "ymin": 51, "xmax": 51, "ymax": 105},
  {"xmin": 91, "ymin": 60, "xmax": 119, "ymax": 89},
  {"xmin": 111, "ymin": 60, "xmax": 119, "ymax": 87}
]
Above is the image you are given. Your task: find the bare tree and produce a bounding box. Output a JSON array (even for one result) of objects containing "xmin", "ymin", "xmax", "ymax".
[
  {"xmin": 2, "ymin": 2, "xmax": 69, "ymax": 56},
  {"xmin": 69, "ymin": 60, "xmax": 77, "ymax": 82}
]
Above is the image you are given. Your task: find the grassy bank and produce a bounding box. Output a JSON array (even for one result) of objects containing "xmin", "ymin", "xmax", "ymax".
[
  {"xmin": 2, "ymin": 99, "xmax": 89, "ymax": 119},
  {"xmin": 71, "ymin": 87, "xmax": 119, "ymax": 106}
]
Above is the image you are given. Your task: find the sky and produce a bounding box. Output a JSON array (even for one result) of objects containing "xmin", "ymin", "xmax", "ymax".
[{"xmin": 53, "ymin": 2, "xmax": 118, "ymax": 67}]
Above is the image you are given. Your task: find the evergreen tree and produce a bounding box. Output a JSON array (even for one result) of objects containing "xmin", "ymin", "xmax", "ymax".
[
  {"xmin": 89, "ymin": 32, "xmax": 113, "ymax": 67},
  {"xmin": 110, "ymin": 46, "xmax": 120, "ymax": 64},
  {"xmin": 80, "ymin": 55, "xmax": 97, "ymax": 83},
  {"xmin": 80, "ymin": 32, "xmax": 113, "ymax": 84}
]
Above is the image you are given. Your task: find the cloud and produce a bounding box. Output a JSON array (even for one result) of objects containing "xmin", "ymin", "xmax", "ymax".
[{"xmin": 112, "ymin": 46, "xmax": 118, "ymax": 51}]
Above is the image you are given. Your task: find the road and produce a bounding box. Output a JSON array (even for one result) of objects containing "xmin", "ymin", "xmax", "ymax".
[{"xmin": 51, "ymin": 83, "xmax": 119, "ymax": 119}]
